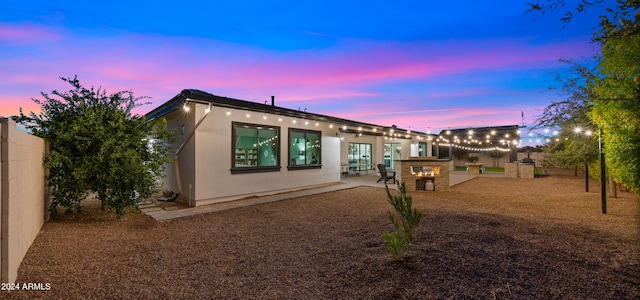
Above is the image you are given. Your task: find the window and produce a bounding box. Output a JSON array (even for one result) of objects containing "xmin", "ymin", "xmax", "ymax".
[
  {"xmin": 231, "ymin": 122, "xmax": 280, "ymax": 174},
  {"xmin": 418, "ymin": 142, "xmax": 427, "ymax": 157},
  {"xmin": 288, "ymin": 128, "xmax": 321, "ymax": 170},
  {"xmin": 348, "ymin": 143, "xmax": 372, "ymax": 170}
]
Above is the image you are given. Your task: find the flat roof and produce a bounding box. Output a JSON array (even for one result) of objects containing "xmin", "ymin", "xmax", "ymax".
[
  {"xmin": 146, "ymin": 89, "xmax": 427, "ymax": 138},
  {"xmin": 146, "ymin": 89, "xmax": 520, "ymax": 142}
]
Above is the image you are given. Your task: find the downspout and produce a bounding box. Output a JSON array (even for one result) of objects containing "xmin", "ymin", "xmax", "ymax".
[{"xmin": 173, "ymin": 103, "xmax": 212, "ymax": 198}]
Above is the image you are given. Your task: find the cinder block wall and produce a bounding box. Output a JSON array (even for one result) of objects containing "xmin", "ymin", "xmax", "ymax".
[
  {"xmin": 452, "ymin": 152, "xmax": 547, "ymax": 168},
  {"xmin": 504, "ymin": 162, "xmax": 534, "ymax": 179},
  {"xmin": 519, "ymin": 164, "xmax": 535, "ymax": 179},
  {"xmin": 1, "ymin": 118, "xmax": 45, "ymax": 283},
  {"xmin": 504, "ymin": 162, "xmax": 518, "ymax": 178}
]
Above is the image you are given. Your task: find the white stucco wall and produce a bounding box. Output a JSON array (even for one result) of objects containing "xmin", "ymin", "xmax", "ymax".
[
  {"xmin": 161, "ymin": 102, "xmax": 440, "ymax": 206},
  {"xmin": 160, "ymin": 107, "xmax": 196, "ymax": 203},
  {"xmin": 192, "ymin": 104, "xmax": 342, "ymax": 205}
]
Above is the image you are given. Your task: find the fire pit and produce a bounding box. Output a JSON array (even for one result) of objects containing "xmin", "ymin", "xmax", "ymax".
[
  {"xmin": 411, "ymin": 166, "xmax": 438, "ymax": 191},
  {"xmin": 396, "ymin": 158, "xmax": 451, "ymax": 191},
  {"xmin": 411, "ymin": 166, "xmax": 438, "ymax": 177}
]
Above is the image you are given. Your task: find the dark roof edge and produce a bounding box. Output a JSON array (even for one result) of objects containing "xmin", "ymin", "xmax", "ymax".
[{"xmin": 146, "ymin": 89, "xmax": 427, "ymax": 135}]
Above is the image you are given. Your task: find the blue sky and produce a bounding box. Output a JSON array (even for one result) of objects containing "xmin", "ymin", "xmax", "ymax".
[{"xmin": 0, "ymin": 1, "xmax": 607, "ymax": 141}]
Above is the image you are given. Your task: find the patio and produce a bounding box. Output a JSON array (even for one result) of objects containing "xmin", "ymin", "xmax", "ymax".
[{"xmin": 142, "ymin": 169, "xmax": 505, "ymax": 221}]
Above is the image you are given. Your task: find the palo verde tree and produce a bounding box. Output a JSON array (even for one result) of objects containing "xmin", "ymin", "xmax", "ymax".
[{"xmin": 16, "ymin": 76, "xmax": 175, "ymax": 217}]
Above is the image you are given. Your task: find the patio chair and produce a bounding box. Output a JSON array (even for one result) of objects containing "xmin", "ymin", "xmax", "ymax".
[{"xmin": 376, "ymin": 164, "xmax": 396, "ymax": 184}]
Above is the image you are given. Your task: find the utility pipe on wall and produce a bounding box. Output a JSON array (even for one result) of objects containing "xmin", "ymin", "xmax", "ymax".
[{"xmin": 173, "ymin": 101, "xmax": 212, "ymax": 196}]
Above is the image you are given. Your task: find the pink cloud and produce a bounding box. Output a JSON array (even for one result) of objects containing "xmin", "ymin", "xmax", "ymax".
[
  {"xmin": 426, "ymin": 89, "xmax": 495, "ymax": 99},
  {"xmin": 197, "ymin": 37, "xmax": 594, "ymax": 91},
  {"xmin": 48, "ymin": 32, "xmax": 587, "ymax": 95},
  {"xmin": 329, "ymin": 104, "xmax": 533, "ymax": 133},
  {"xmin": 0, "ymin": 23, "xmax": 63, "ymax": 45},
  {"xmin": 0, "ymin": 24, "xmax": 593, "ymax": 131}
]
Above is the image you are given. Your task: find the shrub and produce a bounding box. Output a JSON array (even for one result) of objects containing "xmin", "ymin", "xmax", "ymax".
[
  {"xmin": 382, "ymin": 181, "xmax": 423, "ymax": 260},
  {"xmin": 16, "ymin": 76, "xmax": 175, "ymax": 218}
]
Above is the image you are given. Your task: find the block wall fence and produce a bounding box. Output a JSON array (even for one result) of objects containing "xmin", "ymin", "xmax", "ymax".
[{"xmin": 0, "ymin": 118, "xmax": 46, "ymax": 284}]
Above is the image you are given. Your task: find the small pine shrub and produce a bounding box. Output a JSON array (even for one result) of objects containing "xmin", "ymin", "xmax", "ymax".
[
  {"xmin": 382, "ymin": 231, "xmax": 405, "ymax": 260},
  {"xmin": 382, "ymin": 180, "xmax": 423, "ymax": 260}
]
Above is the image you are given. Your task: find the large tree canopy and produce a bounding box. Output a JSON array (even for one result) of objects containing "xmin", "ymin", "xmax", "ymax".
[
  {"xmin": 530, "ymin": 0, "xmax": 640, "ymax": 193},
  {"xmin": 17, "ymin": 76, "xmax": 175, "ymax": 217},
  {"xmin": 590, "ymin": 8, "xmax": 640, "ymax": 192}
]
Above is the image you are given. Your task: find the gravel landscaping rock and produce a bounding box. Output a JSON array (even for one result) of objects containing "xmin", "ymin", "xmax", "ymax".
[{"xmin": 3, "ymin": 169, "xmax": 639, "ymax": 299}]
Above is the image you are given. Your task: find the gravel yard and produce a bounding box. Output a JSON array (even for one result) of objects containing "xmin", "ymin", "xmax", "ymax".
[{"xmin": 3, "ymin": 169, "xmax": 639, "ymax": 299}]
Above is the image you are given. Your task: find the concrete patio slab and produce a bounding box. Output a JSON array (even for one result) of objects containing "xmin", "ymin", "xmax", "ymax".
[{"xmin": 143, "ymin": 171, "xmax": 505, "ymax": 221}]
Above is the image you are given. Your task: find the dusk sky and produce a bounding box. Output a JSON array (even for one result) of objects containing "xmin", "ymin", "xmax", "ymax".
[{"xmin": 1, "ymin": 1, "xmax": 605, "ymax": 139}]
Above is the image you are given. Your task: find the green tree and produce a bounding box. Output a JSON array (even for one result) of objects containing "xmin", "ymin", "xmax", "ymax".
[
  {"xmin": 534, "ymin": 60, "xmax": 600, "ymax": 175},
  {"xmin": 487, "ymin": 149, "xmax": 505, "ymax": 168},
  {"xmin": 590, "ymin": 7, "xmax": 640, "ymax": 193},
  {"xmin": 529, "ymin": 0, "xmax": 640, "ymax": 194},
  {"xmin": 16, "ymin": 76, "xmax": 175, "ymax": 217},
  {"xmin": 528, "ymin": 0, "xmax": 606, "ymax": 22},
  {"xmin": 542, "ymin": 127, "xmax": 600, "ymax": 176}
]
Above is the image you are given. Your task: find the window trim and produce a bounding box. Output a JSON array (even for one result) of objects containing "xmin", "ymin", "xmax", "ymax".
[
  {"xmin": 231, "ymin": 122, "xmax": 281, "ymax": 174},
  {"xmin": 287, "ymin": 128, "xmax": 322, "ymax": 171}
]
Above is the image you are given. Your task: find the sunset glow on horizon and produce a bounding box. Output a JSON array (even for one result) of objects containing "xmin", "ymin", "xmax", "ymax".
[{"xmin": 1, "ymin": 1, "xmax": 605, "ymax": 140}]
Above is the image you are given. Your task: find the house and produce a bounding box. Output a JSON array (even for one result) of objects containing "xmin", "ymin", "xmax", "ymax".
[{"xmin": 145, "ymin": 89, "xmax": 440, "ymax": 207}]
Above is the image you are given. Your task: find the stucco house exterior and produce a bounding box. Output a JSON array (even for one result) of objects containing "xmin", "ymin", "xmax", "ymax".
[{"xmin": 146, "ymin": 89, "xmax": 439, "ymax": 207}]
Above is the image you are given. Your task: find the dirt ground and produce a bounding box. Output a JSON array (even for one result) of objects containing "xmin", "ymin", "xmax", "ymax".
[{"xmin": 2, "ymin": 168, "xmax": 639, "ymax": 299}]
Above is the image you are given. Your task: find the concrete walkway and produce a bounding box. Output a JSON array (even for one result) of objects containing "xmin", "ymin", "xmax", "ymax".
[{"xmin": 142, "ymin": 171, "xmax": 504, "ymax": 221}]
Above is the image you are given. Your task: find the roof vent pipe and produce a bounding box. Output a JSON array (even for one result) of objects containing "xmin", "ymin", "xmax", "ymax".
[{"xmin": 271, "ymin": 95, "xmax": 275, "ymax": 106}]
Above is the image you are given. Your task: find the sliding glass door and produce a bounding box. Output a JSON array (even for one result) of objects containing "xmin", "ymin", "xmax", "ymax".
[
  {"xmin": 348, "ymin": 143, "xmax": 372, "ymax": 170},
  {"xmin": 384, "ymin": 143, "xmax": 401, "ymax": 169}
]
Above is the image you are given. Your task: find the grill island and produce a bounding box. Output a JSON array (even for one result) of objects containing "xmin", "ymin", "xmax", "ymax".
[
  {"xmin": 396, "ymin": 158, "xmax": 451, "ymax": 191},
  {"xmin": 412, "ymin": 166, "xmax": 436, "ymax": 191}
]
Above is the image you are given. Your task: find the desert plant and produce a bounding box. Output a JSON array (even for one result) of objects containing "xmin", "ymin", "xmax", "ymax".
[{"xmin": 382, "ymin": 181, "xmax": 423, "ymax": 260}]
